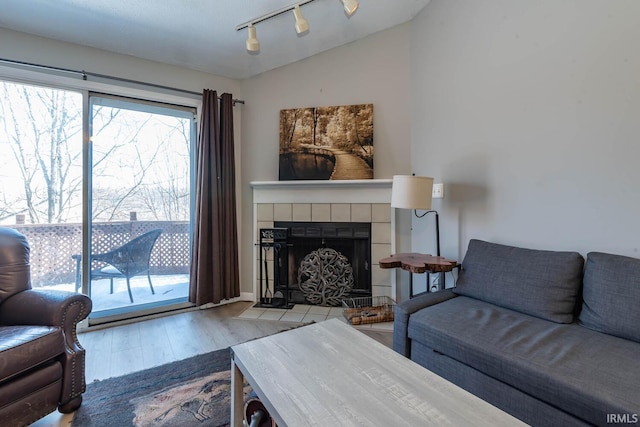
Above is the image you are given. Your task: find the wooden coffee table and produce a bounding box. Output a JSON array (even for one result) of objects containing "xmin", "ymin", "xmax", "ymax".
[{"xmin": 230, "ymin": 318, "xmax": 524, "ymax": 426}]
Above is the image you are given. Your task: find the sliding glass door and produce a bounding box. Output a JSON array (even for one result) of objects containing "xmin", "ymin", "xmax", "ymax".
[
  {"xmin": 1, "ymin": 78, "xmax": 197, "ymax": 322},
  {"xmin": 88, "ymin": 94, "xmax": 195, "ymax": 320}
]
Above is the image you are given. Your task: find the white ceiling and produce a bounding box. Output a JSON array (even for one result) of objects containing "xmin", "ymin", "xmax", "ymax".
[{"xmin": 0, "ymin": 0, "xmax": 430, "ymax": 80}]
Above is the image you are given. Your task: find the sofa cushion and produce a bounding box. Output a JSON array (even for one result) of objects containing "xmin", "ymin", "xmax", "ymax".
[
  {"xmin": 0, "ymin": 325, "xmax": 65, "ymax": 383},
  {"xmin": 408, "ymin": 296, "xmax": 640, "ymax": 424},
  {"xmin": 453, "ymin": 239, "xmax": 584, "ymax": 323},
  {"xmin": 579, "ymin": 252, "xmax": 640, "ymax": 343}
]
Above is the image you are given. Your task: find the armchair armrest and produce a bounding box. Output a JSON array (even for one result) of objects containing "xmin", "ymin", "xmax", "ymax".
[
  {"xmin": 0, "ymin": 289, "xmax": 92, "ymax": 408},
  {"xmin": 0, "ymin": 288, "xmax": 91, "ymax": 330},
  {"xmin": 393, "ymin": 289, "xmax": 457, "ymax": 357}
]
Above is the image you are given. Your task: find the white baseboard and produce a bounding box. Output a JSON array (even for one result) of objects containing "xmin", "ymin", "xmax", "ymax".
[
  {"xmin": 196, "ymin": 292, "xmax": 255, "ymax": 310},
  {"xmin": 240, "ymin": 291, "xmax": 255, "ymax": 302}
]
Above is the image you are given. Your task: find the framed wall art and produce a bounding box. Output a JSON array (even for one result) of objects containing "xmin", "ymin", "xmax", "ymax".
[{"xmin": 279, "ymin": 103, "xmax": 373, "ymax": 180}]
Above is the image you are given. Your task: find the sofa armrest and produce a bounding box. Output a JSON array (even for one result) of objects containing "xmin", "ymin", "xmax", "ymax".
[
  {"xmin": 393, "ymin": 289, "xmax": 457, "ymax": 357},
  {"xmin": 0, "ymin": 289, "xmax": 92, "ymax": 408}
]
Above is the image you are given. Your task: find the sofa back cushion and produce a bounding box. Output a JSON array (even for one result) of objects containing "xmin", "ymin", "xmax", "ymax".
[
  {"xmin": 0, "ymin": 227, "xmax": 31, "ymax": 304},
  {"xmin": 453, "ymin": 239, "xmax": 584, "ymax": 323},
  {"xmin": 579, "ymin": 252, "xmax": 640, "ymax": 343}
]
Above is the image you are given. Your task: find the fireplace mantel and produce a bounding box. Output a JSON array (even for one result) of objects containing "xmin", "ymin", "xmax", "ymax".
[{"xmin": 251, "ymin": 179, "xmax": 392, "ymax": 204}]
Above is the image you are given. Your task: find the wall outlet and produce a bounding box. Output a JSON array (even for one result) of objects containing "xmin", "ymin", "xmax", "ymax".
[
  {"xmin": 432, "ymin": 183, "xmax": 444, "ymax": 199},
  {"xmin": 429, "ymin": 273, "xmax": 440, "ymax": 292}
]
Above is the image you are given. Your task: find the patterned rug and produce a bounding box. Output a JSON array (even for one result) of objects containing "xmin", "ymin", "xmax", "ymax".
[{"xmin": 72, "ymin": 348, "xmax": 245, "ymax": 427}]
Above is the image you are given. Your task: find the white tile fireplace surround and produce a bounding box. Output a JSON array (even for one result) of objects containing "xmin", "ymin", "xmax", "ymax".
[{"xmin": 251, "ymin": 179, "xmax": 396, "ymax": 305}]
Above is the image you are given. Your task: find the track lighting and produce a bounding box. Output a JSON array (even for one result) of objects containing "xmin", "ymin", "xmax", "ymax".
[
  {"xmin": 293, "ymin": 5, "xmax": 309, "ymax": 35},
  {"xmin": 237, "ymin": 0, "xmax": 359, "ymax": 54},
  {"xmin": 246, "ymin": 24, "xmax": 260, "ymax": 52},
  {"xmin": 340, "ymin": 0, "xmax": 359, "ymax": 16}
]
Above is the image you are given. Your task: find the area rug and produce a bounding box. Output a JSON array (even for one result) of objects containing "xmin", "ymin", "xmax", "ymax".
[{"xmin": 72, "ymin": 348, "xmax": 245, "ymax": 427}]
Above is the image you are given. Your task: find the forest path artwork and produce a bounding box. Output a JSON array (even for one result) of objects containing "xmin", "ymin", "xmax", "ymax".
[{"xmin": 279, "ymin": 104, "xmax": 373, "ymax": 180}]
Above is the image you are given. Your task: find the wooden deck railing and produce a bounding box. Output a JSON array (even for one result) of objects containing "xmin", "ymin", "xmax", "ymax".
[{"xmin": 9, "ymin": 221, "xmax": 190, "ymax": 287}]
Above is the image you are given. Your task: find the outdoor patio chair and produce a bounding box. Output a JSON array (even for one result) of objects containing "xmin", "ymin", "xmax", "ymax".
[{"xmin": 73, "ymin": 229, "xmax": 162, "ymax": 303}]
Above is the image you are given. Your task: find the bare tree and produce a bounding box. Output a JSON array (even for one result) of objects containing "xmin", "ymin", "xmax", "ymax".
[
  {"xmin": 0, "ymin": 80, "xmax": 192, "ymax": 225},
  {"xmin": 0, "ymin": 82, "xmax": 83, "ymax": 223},
  {"xmin": 279, "ymin": 108, "xmax": 301, "ymax": 153}
]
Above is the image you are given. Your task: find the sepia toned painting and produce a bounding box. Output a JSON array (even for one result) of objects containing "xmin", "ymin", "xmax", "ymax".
[{"xmin": 279, "ymin": 104, "xmax": 373, "ymax": 180}]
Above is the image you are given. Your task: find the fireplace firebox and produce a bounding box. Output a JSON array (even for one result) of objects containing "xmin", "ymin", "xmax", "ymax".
[{"xmin": 269, "ymin": 221, "xmax": 372, "ymax": 306}]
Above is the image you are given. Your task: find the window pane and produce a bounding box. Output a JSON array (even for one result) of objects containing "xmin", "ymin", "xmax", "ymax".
[{"xmin": 0, "ymin": 80, "xmax": 83, "ymax": 289}]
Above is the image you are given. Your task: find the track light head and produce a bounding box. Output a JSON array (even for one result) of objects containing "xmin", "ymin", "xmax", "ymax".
[
  {"xmin": 246, "ymin": 24, "xmax": 260, "ymax": 52},
  {"xmin": 238, "ymin": 0, "xmax": 359, "ymax": 54},
  {"xmin": 340, "ymin": 0, "xmax": 359, "ymax": 16},
  {"xmin": 293, "ymin": 5, "xmax": 309, "ymax": 35}
]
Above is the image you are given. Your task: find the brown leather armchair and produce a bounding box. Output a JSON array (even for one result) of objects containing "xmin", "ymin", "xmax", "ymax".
[{"xmin": 0, "ymin": 227, "xmax": 92, "ymax": 426}]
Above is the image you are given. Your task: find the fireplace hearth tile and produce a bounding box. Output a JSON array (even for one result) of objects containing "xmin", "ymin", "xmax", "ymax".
[
  {"xmin": 372, "ymin": 266, "xmax": 391, "ymax": 287},
  {"xmin": 372, "ymin": 285, "xmax": 393, "ymax": 299},
  {"xmin": 308, "ymin": 306, "xmax": 331, "ymax": 315},
  {"xmin": 257, "ymin": 204, "xmax": 274, "ymax": 221},
  {"xmin": 280, "ymin": 311, "xmax": 306, "ymax": 322},
  {"xmin": 351, "ymin": 204, "xmax": 372, "ymax": 222},
  {"xmin": 311, "ymin": 204, "xmax": 331, "ymax": 221},
  {"xmin": 237, "ymin": 304, "xmax": 393, "ymax": 330},
  {"xmin": 303, "ymin": 313, "xmax": 330, "ymax": 323},
  {"xmin": 331, "ymin": 204, "xmax": 351, "ymax": 222},
  {"xmin": 372, "ymin": 203, "xmax": 391, "ymax": 222},
  {"xmin": 258, "ymin": 309, "xmax": 288, "ymax": 321},
  {"xmin": 292, "ymin": 204, "xmax": 311, "ymax": 221},
  {"xmin": 329, "ymin": 307, "xmax": 344, "ymax": 316},
  {"xmin": 372, "ymin": 243, "xmax": 392, "ymax": 266},
  {"xmin": 289, "ymin": 305, "xmax": 311, "ymax": 314},
  {"xmin": 372, "ymin": 223, "xmax": 391, "ymax": 244},
  {"xmin": 274, "ymin": 203, "xmax": 292, "ymax": 221}
]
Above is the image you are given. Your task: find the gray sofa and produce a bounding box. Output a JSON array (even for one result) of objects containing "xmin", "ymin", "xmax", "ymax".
[{"xmin": 394, "ymin": 239, "xmax": 640, "ymax": 426}]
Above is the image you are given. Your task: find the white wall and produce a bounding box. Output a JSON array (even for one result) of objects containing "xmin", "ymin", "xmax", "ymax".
[
  {"xmin": 240, "ymin": 24, "xmax": 413, "ymax": 294},
  {"xmin": 0, "ymin": 28, "xmax": 239, "ymax": 98},
  {"xmin": 410, "ymin": 0, "xmax": 640, "ymax": 264}
]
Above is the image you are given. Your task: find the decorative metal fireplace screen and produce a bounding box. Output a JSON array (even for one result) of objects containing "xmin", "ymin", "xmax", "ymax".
[{"xmin": 272, "ymin": 221, "xmax": 372, "ymax": 306}]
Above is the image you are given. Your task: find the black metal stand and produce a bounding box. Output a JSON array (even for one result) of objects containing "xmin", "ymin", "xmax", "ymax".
[
  {"xmin": 256, "ymin": 228, "xmax": 294, "ymax": 309},
  {"xmin": 414, "ymin": 209, "xmax": 443, "ymax": 292}
]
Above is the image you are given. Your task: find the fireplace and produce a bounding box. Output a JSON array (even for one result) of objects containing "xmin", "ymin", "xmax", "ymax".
[
  {"xmin": 272, "ymin": 221, "xmax": 371, "ymax": 306},
  {"xmin": 251, "ymin": 179, "xmax": 396, "ymax": 305}
]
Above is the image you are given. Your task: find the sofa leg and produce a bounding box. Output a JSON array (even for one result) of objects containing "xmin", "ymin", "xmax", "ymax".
[{"xmin": 58, "ymin": 395, "xmax": 82, "ymax": 413}]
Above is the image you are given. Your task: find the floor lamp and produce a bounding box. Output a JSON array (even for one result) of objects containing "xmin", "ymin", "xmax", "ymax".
[{"xmin": 391, "ymin": 175, "xmax": 442, "ymax": 293}]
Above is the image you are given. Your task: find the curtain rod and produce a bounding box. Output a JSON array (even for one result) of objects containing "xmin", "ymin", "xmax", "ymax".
[{"xmin": 0, "ymin": 57, "xmax": 245, "ymax": 106}]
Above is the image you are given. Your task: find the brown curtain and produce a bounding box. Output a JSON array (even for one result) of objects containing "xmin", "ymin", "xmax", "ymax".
[{"xmin": 190, "ymin": 90, "xmax": 240, "ymax": 305}]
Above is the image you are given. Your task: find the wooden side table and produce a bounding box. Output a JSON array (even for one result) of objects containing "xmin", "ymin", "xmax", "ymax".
[{"xmin": 379, "ymin": 252, "xmax": 458, "ymax": 298}]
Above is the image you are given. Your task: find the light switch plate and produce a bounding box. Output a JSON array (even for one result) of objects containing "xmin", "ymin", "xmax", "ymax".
[{"xmin": 432, "ymin": 183, "xmax": 444, "ymax": 199}]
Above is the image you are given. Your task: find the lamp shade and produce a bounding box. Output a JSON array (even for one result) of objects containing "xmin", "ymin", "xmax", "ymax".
[{"xmin": 391, "ymin": 175, "xmax": 434, "ymax": 210}]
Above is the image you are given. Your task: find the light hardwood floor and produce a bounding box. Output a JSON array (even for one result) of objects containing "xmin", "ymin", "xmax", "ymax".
[{"xmin": 32, "ymin": 301, "xmax": 393, "ymax": 427}]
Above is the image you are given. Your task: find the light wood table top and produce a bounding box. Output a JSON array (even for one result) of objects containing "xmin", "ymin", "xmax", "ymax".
[{"xmin": 230, "ymin": 318, "xmax": 525, "ymax": 427}]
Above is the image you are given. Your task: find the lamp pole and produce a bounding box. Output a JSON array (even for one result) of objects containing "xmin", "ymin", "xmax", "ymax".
[{"xmin": 414, "ymin": 210, "xmax": 440, "ymax": 256}]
